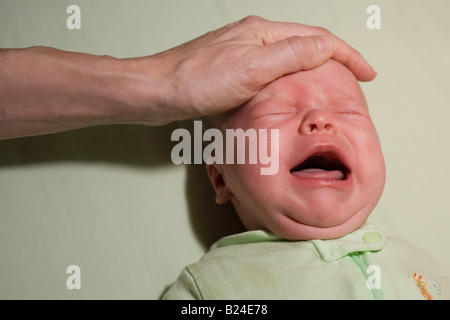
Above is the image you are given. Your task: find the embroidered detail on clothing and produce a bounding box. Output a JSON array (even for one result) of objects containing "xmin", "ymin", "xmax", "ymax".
[
  {"xmin": 413, "ymin": 273, "xmax": 433, "ymax": 300},
  {"xmin": 412, "ymin": 273, "xmax": 444, "ymax": 300},
  {"xmin": 432, "ymin": 283, "xmax": 441, "ymax": 296}
]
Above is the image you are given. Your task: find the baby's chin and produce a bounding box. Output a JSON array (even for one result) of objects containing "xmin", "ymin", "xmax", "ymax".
[{"xmin": 262, "ymin": 212, "xmax": 369, "ymax": 241}]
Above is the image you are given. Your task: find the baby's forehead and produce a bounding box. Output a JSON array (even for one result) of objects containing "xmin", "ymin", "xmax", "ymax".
[
  {"xmin": 261, "ymin": 62, "xmax": 361, "ymax": 99},
  {"xmin": 209, "ymin": 60, "xmax": 367, "ymax": 129},
  {"xmin": 249, "ymin": 61, "xmax": 367, "ymax": 110}
]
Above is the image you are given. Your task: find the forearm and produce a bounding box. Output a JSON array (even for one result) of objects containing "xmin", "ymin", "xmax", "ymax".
[{"xmin": 0, "ymin": 46, "xmax": 163, "ymax": 139}]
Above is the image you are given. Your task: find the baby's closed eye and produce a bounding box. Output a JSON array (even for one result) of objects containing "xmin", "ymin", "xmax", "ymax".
[
  {"xmin": 251, "ymin": 106, "xmax": 298, "ymax": 120},
  {"xmin": 333, "ymin": 108, "xmax": 371, "ymax": 120}
]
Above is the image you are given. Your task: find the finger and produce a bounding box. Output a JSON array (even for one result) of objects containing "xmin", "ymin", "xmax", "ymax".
[
  {"xmin": 257, "ymin": 19, "xmax": 377, "ymax": 81},
  {"xmin": 331, "ymin": 40, "xmax": 377, "ymax": 81},
  {"xmin": 252, "ymin": 35, "xmax": 336, "ymax": 84}
]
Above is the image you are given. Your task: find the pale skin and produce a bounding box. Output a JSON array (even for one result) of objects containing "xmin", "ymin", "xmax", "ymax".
[
  {"xmin": 207, "ymin": 60, "xmax": 386, "ymax": 241},
  {"xmin": 0, "ymin": 16, "xmax": 376, "ymax": 140}
]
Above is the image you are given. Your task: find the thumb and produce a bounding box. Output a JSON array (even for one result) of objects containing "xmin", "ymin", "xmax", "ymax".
[{"xmin": 256, "ymin": 35, "xmax": 336, "ymax": 82}]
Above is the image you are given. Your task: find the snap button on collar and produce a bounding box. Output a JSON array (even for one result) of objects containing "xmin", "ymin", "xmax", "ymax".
[
  {"xmin": 363, "ymin": 232, "xmax": 381, "ymax": 243},
  {"xmin": 311, "ymin": 226, "xmax": 385, "ymax": 262}
]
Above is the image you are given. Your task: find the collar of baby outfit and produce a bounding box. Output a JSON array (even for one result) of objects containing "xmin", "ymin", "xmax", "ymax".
[{"xmin": 211, "ymin": 224, "xmax": 385, "ymax": 263}]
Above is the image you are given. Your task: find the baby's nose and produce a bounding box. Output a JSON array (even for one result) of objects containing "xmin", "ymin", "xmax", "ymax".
[{"xmin": 299, "ymin": 109, "xmax": 337, "ymax": 135}]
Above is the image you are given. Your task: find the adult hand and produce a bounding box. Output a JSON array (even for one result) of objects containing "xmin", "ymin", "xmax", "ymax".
[
  {"xmin": 0, "ymin": 16, "xmax": 376, "ymax": 139},
  {"xmin": 145, "ymin": 15, "xmax": 376, "ymax": 124}
]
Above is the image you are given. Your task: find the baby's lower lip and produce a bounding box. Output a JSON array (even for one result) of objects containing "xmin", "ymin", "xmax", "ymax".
[{"xmin": 290, "ymin": 169, "xmax": 353, "ymax": 186}]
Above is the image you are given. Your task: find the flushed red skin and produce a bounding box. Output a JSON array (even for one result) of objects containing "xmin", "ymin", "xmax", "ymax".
[{"xmin": 208, "ymin": 60, "xmax": 385, "ymax": 240}]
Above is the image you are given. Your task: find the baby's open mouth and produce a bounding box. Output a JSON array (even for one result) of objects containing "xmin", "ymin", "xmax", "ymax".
[{"xmin": 290, "ymin": 152, "xmax": 350, "ymax": 180}]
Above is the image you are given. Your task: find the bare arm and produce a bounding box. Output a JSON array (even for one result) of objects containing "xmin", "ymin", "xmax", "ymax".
[
  {"xmin": 0, "ymin": 46, "xmax": 162, "ymax": 139},
  {"xmin": 0, "ymin": 16, "xmax": 376, "ymax": 140}
]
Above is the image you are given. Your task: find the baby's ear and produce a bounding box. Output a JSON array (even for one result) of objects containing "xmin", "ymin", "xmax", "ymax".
[{"xmin": 206, "ymin": 164, "xmax": 232, "ymax": 204}]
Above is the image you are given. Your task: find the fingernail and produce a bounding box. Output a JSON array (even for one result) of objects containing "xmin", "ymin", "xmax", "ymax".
[{"xmin": 315, "ymin": 35, "xmax": 337, "ymax": 53}]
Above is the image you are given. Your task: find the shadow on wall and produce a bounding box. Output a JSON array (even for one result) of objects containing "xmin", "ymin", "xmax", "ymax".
[
  {"xmin": 175, "ymin": 119, "xmax": 245, "ymax": 248},
  {"xmin": 0, "ymin": 123, "xmax": 179, "ymax": 168},
  {"xmin": 0, "ymin": 121, "xmax": 245, "ymax": 248},
  {"xmin": 186, "ymin": 163, "xmax": 245, "ymax": 249}
]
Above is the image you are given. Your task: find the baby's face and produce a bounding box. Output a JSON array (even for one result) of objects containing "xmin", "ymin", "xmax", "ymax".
[{"xmin": 208, "ymin": 60, "xmax": 386, "ymax": 240}]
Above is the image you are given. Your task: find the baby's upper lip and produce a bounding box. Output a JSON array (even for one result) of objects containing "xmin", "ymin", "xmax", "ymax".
[{"xmin": 289, "ymin": 142, "xmax": 351, "ymax": 178}]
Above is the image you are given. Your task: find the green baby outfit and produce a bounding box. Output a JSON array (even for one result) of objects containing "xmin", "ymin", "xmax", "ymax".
[{"xmin": 163, "ymin": 225, "xmax": 448, "ymax": 300}]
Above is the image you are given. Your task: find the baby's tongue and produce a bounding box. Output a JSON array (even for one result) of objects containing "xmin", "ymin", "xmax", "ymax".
[{"xmin": 291, "ymin": 168, "xmax": 344, "ymax": 180}]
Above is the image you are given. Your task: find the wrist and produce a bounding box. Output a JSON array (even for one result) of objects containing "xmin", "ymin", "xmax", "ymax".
[{"xmin": 121, "ymin": 53, "xmax": 175, "ymax": 126}]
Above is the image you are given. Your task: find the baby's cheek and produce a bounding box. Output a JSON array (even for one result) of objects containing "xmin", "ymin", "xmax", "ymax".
[{"xmin": 356, "ymin": 145, "xmax": 386, "ymax": 203}]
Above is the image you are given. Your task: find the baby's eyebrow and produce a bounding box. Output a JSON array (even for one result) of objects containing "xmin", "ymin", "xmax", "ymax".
[
  {"xmin": 250, "ymin": 87, "xmax": 369, "ymax": 115},
  {"xmin": 328, "ymin": 90, "xmax": 369, "ymax": 110},
  {"xmin": 249, "ymin": 97, "xmax": 297, "ymax": 116},
  {"xmin": 251, "ymin": 91, "xmax": 287, "ymax": 104},
  {"xmin": 250, "ymin": 91, "xmax": 297, "ymax": 108}
]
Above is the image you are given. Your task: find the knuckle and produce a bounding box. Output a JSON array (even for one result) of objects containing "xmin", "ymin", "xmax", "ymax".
[
  {"xmin": 241, "ymin": 15, "xmax": 266, "ymax": 27},
  {"xmin": 285, "ymin": 36, "xmax": 322, "ymax": 65},
  {"xmin": 239, "ymin": 15, "xmax": 271, "ymax": 44},
  {"xmin": 285, "ymin": 37, "xmax": 305, "ymax": 60},
  {"xmin": 286, "ymin": 36, "xmax": 308, "ymax": 52}
]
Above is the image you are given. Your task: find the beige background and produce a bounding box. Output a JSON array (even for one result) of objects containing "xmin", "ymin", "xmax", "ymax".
[{"xmin": 0, "ymin": 0, "xmax": 449, "ymax": 299}]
